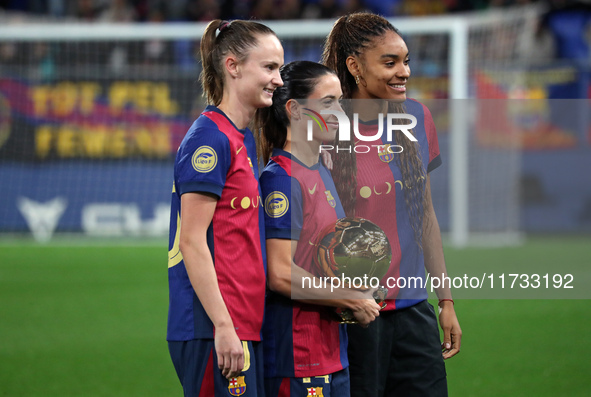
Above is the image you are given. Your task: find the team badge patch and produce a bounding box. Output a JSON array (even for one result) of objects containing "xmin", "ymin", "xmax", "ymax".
[
  {"xmin": 378, "ymin": 144, "xmax": 395, "ymax": 163},
  {"xmin": 228, "ymin": 376, "xmax": 246, "ymax": 396},
  {"xmin": 247, "ymin": 156, "xmax": 255, "ymax": 175},
  {"xmin": 265, "ymin": 191, "xmax": 289, "ymax": 218},
  {"xmin": 324, "ymin": 190, "xmax": 336, "ymax": 208},
  {"xmin": 306, "ymin": 387, "xmax": 324, "ymax": 396},
  {"xmin": 192, "ymin": 146, "xmax": 217, "ymax": 173}
]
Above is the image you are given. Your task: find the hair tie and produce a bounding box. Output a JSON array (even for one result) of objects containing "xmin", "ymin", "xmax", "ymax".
[{"xmin": 219, "ymin": 20, "xmax": 230, "ymax": 32}]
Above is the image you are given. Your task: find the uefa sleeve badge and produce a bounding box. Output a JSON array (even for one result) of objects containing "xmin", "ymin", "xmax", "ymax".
[
  {"xmin": 264, "ymin": 191, "xmax": 289, "ymax": 218},
  {"xmin": 191, "ymin": 146, "xmax": 217, "ymax": 173}
]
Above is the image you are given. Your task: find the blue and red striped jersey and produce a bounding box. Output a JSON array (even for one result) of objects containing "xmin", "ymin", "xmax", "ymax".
[
  {"xmin": 167, "ymin": 105, "xmax": 267, "ymax": 342},
  {"xmin": 353, "ymin": 98, "xmax": 441, "ymax": 310},
  {"xmin": 260, "ymin": 149, "xmax": 348, "ymax": 378}
]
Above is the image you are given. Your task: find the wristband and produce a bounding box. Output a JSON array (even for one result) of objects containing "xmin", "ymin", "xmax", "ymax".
[{"xmin": 438, "ymin": 299, "xmax": 454, "ymax": 306}]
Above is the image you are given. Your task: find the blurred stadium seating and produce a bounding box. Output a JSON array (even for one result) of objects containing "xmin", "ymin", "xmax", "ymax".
[{"xmin": 1, "ymin": 0, "xmax": 590, "ymax": 243}]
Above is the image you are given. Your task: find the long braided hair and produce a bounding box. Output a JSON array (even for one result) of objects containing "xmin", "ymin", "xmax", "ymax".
[{"xmin": 321, "ymin": 12, "xmax": 428, "ymax": 248}]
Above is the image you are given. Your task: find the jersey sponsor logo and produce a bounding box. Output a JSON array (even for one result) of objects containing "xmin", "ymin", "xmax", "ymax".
[
  {"xmin": 308, "ymin": 183, "xmax": 317, "ymax": 195},
  {"xmin": 236, "ymin": 145, "xmax": 244, "ymax": 155},
  {"xmin": 264, "ymin": 191, "xmax": 289, "ymax": 218},
  {"xmin": 191, "ymin": 146, "xmax": 217, "ymax": 173},
  {"xmin": 378, "ymin": 144, "xmax": 395, "ymax": 163},
  {"xmin": 359, "ymin": 182, "xmax": 399, "ymax": 199},
  {"xmin": 228, "ymin": 376, "xmax": 246, "ymax": 396},
  {"xmin": 324, "ymin": 190, "xmax": 336, "ymax": 208},
  {"xmin": 360, "ymin": 177, "xmax": 422, "ymax": 199},
  {"xmin": 230, "ymin": 196, "xmax": 260, "ymax": 210},
  {"xmin": 307, "ymin": 387, "xmax": 324, "ymax": 396}
]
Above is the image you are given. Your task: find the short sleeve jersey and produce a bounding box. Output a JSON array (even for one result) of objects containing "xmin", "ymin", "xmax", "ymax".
[
  {"xmin": 167, "ymin": 105, "xmax": 266, "ymax": 342},
  {"xmin": 353, "ymin": 98, "xmax": 441, "ymax": 310},
  {"xmin": 260, "ymin": 149, "xmax": 348, "ymax": 378}
]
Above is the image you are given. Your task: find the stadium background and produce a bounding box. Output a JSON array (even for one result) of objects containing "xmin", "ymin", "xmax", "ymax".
[{"xmin": 1, "ymin": 0, "xmax": 590, "ymax": 395}]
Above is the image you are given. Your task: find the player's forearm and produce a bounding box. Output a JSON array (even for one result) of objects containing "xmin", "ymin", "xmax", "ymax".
[
  {"xmin": 267, "ymin": 264, "xmax": 293, "ymax": 296},
  {"xmin": 422, "ymin": 176, "xmax": 453, "ymax": 300},
  {"xmin": 289, "ymin": 262, "xmax": 374, "ymax": 307},
  {"xmin": 267, "ymin": 238, "xmax": 372, "ymax": 307},
  {"xmin": 423, "ymin": 206, "xmax": 453, "ymax": 300},
  {"xmin": 290, "ymin": 266, "xmax": 380, "ymax": 327},
  {"xmin": 180, "ymin": 238, "xmax": 235, "ymax": 330},
  {"xmin": 268, "ymin": 256, "xmax": 370, "ymax": 306},
  {"xmin": 267, "ymin": 256, "xmax": 341, "ymax": 302}
]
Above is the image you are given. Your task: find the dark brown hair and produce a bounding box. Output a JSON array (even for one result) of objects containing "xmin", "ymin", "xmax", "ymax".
[
  {"xmin": 199, "ymin": 19, "xmax": 277, "ymax": 106},
  {"xmin": 321, "ymin": 12, "xmax": 427, "ymax": 248}
]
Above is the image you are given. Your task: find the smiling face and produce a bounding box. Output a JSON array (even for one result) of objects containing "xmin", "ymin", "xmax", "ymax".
[
  {"xmin": 302, "ymin": 73, "xmax": 343, "ymax": 143},
  {"xmin": 350, "ymin": 30, "xmax": 410, "ymax": 102},
  {"xmin": 235, "ymin": 34, "xmax": 284, "ymax": 110}
]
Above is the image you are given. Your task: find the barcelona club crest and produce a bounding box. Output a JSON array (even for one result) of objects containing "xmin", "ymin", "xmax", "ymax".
[
  {"xmin": 247, "ymin": 156, "xmax": 255, "ymax": 175},
  {"xmin": 307, "ymin": 387, "xmax": 324, "ymax": 396},
  {"xmin": 325, "ymin": 190, "xmax": 336, "ymax": 208},
  {"xmin": 228, "ymin": 376, "xmax": 246, "ymax": 396},
  {"xmin": 378, "ymin": 144, "xmax": 395, "ymax": 163}
]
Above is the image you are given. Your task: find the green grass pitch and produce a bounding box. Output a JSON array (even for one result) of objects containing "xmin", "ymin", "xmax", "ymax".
[{"xmin": 0, "ymin": 236, "xmax": 589, "ymax": 396}]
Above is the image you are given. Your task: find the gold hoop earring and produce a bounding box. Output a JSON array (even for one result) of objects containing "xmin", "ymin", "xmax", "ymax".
[{"xmin": 355, "ymin": 75, "xmax": 360, "ymax": 85}]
